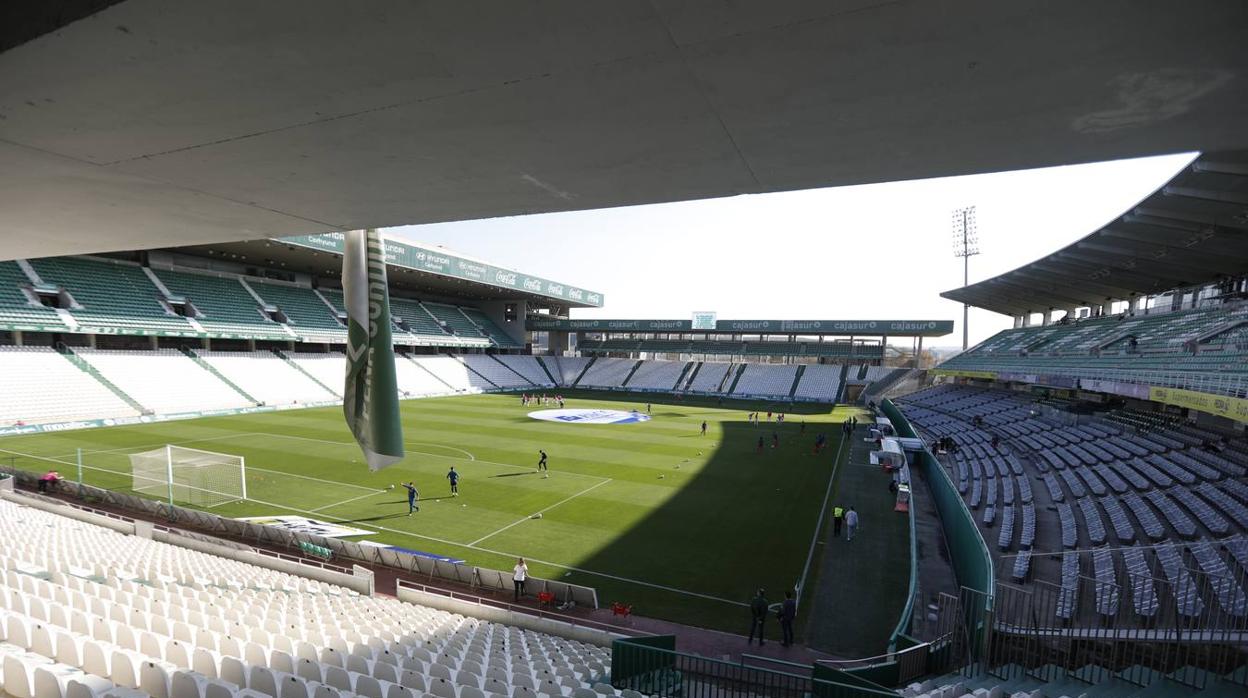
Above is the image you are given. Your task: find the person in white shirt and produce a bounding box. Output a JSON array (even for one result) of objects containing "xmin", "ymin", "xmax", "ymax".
[
  {"xmin": 846, "ymin": 507, "xmax": 860, "ymax": 541},
  {"xmin": 513, "ymin": 557, "xmax": 529, "ymax": 601}
]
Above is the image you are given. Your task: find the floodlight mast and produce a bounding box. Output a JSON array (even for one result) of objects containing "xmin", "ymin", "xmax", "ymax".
[{"xmin": 952, "ymin": 206, "xmax": 980, "ymax": 352}]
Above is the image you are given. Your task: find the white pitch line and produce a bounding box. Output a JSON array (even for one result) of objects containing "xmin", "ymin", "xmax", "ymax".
[
  {"xmin": 310, "ymin": 488, "xmax": 390, "ymax": 512},
  {"xmin": 0, "ymin": 447, "xmax": 746, "ymax": 608},
  {"xmin": 469, "ymin": 478, "xmax": 612, "ymax": 547},
  {"xmin": 246, "ymin": 466, "xmax": 382, "ymax": 494},
  {"xmin": 49, "ymin": 432, "xmax": 268, "ymax": 461}
]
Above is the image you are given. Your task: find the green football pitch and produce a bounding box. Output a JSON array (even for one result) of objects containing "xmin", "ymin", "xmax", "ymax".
[{"xmin": 0, "ymin": 391, "xmax": 859, "ymax": 633}]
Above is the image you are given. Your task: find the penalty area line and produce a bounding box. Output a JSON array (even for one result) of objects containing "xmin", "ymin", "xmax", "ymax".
[
  {"xmin": 309, "ymin": 488, "xmax": 392, "ymax": 513},
  {"xmin": 468, "ymin": 478, "xmax": 612, "ymax": 547}
]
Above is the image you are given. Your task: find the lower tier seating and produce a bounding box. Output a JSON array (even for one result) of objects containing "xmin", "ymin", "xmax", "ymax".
[{"xmin": 0, "ymin": 498, "xmax": 616, "ymax": 698}]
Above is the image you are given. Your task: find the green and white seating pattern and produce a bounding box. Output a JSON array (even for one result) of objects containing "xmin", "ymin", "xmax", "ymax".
[
  {"xmin": 0, "ymin": 261, "xmax": 67, "ymax": 330},
  {"xmin": 493, "ymin": 356, "xmax": 554, "ymax": 388},
  {"xmin": 624, "ymin": 360, "xmax": 687, "ymax": 391},
  {"xmin": 246, "ymin": 282, "xmax": 346, "ymax": 341},
  {"xmin": 686, "ymin": 362, "xmax": 733, "ymax": 393},
  {"xmin": 153, "ymin": 270, "xmax": 288, "ymax": 340},
  {"xmin": 28, "ymin": 258, "xmax": 191, "ymax": 335}
]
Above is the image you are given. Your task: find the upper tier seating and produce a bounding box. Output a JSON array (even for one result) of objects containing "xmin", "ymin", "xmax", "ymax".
[
  {"xmin": 153, "ymin": 269, "xmax": 289, "ymax": 340},
  {"xmin": 0, "ymin": 498, "xmax": 616, "ymax": 698},
  {"xmin": 494, "ymin": 356, "xmax": 555, "ymax": 388},
  {"xmin": 424, "ymin": 303, "xmax": 483, "ymax": 339},
  {"xmin": 29, "ymin": 257, "xmax": 193, "ymax": 334},
  {"xmin": 76, "ymin": 349, "xmax": 253, "ymax": 414},
  {"xmin": 458, "ymin": 307, "xmax": 520, "ymax": 348},
  {"xmin": 579, "ymin": 338, "xmax": 884, "ymax": 359},
  {"xmin": 576, "ymin": 358, "xmax": 637, "ymax": 389},
  {"xmin": 792, "ymin": 364, "xmax": 842, "ymax": 401},
  {"xmin": 731, "ymin": 364, "xmax": 797, "ymax": 398},
  {"xmin": 0, "ymin": 346, "xmax": 138, "ymax": 425},
  {"xmin": 624, "ymin": 360, "xmax": 688, "ymax": 391},
  {"xmin": 941, "ymin": 303, "xmax": 1248, "ymax": 396},
  {"xmin": 385, "ymin": 296, "xmax": 452, "ymax": 340},
  {"xmin": 247, "ymin": 282, "xmax": 346, "ymax": 340},
  {"xmin": 196, "ymin": 351, "xmax": 339, "ymax": 405},
  {"xmin": 0, "ymin": 261, "xmax": 67, "ymax": 330}
]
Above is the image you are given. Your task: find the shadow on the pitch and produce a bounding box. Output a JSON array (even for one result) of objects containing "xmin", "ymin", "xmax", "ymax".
[{"xmin": 489, "ymin": 472, "xmax": 537, "ymax": 478}]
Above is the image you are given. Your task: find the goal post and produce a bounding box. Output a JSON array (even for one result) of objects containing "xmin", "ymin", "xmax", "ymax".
[{"xmin": 130, "ymin": 444, "xmax": 246, "ymax": 507}]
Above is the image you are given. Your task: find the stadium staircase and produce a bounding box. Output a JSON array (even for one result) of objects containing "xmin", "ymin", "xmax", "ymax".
[
  {"xmin": 857, "ymin": 364, "xmax": 869, "ymax": 380},
  {"xmin": 55, "ymin": 344, "xmax": 147, "ymax": 414},
  {"xmin": 445, "ymin": 352, "xmax": 499, "ymax": 388},
  {"xmin": 180, "ymin": 347, "xmax": 259, "ymax": 404},
  {"xmin": 571, "ymin": 357, "xmax": 596, "ymax": 387},
  {"xmin": 836, "ymin": 364, "xmax": 851, "ymax": 401},
  {"xmin": 787, "ymin": 364, "xmax": 806, "ymax": 398},
  {"xmin": 680, "ymin": 361, "xmax": 702, "ymax": 391},
  {"xmin": 489, "ymin": 354, "xmax": 539, "ymax": 386},
  {"xmin": 619, "ymin": 360, "xmax": 644, "ymax": 388},
  {"xmin": 273, "ymin": 348, "xmax": 342, "ymax": 398},
  {"xmin": 534, "ymin": 356, "xmax": 559, "ymax": 385},
  {"xmin": 673, "ymin": 362, "xmax": 693, "ymax": 389},
  {"xmin": 403, "ymin": 354, "xmax": 457, "ymax": 392},
  {"xmin": 724, "ymin": 364, "xmax": 746, "ymax": 394}
]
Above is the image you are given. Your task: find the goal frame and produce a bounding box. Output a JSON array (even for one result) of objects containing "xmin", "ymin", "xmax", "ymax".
[{"xmin": 131, "ymin": 444, "xmax": 247, "ymax": 507}]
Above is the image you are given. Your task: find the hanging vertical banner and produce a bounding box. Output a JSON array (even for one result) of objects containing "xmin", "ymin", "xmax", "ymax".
[{"xmin": 343, "ymin": 229, "xmax": 405, "ymax": 471}]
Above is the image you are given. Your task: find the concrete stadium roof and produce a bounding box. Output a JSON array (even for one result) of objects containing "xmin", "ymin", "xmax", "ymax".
[
  {"xmin": 942, "ymin": 151, "xmax": 1248, "ymax": 316},
  {"xmin": 3, "ymin": 1, "xmax": 1247, "ymax": 261}
]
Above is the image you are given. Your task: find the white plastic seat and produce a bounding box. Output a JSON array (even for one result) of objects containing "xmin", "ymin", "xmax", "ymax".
[
  {"xmin": 4, "ymin": 651, "xmax": 52, "ymax": 698},
  {"xmin": 65, "ymin": 675, "xmax": 114, "ymax": 698},
  {"xmin": 278, "ymin": 674, "xmax": 310, "ymax": 698},
  {"xmin": 460, "ymin": 687, "xmax": 486, "ymax": 698},
  {"xmin": 248, "ymin": 667, "xmax": 279, "ymax": 698},
  {"xmin": 34, "ymin": 663, "xmax": 87, "ymax": 698},
  {"xmin": 138, "ymin": 660, "xmax": 172, "ymax": 698},
  {"xmin": 353, "ymin": 675, "xmax": 384, "ymax": 698},
  {"xmin": 429, "ymin": 678, "xmax": 457, "ymax": 698},
  {"xmin": 170, "ymin": 670, "xmax": 207, "ymax": 698},
  {"xmin": 591, "ymin": 685, "xmax": 614, "ymax": 696},
  {"xmin": 570, "ymin": 688, "xmax": 597, "ymax": 698},
  {"xmin": 220, "ymin": 656, "xmax": 248, "ymax": 689},
  {"xmin": 323, "ymin": 666, "xmax": 352, "ymax": 693}
]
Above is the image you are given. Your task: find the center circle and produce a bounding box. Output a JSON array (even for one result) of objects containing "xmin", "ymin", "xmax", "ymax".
[{"xmin": 527, "ymin": 408, "xmax": 652, "ymax": 424}]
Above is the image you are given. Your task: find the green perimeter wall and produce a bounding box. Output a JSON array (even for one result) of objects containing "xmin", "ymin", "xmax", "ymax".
[{"xmin": 879, "ymin": 400, "xmax": 994, "ymax": 636}]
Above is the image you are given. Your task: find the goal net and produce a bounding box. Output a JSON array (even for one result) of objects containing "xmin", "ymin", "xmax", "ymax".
[{"xmin": 130, "ymin": 445, "xmax": 247, "ymax": 507}]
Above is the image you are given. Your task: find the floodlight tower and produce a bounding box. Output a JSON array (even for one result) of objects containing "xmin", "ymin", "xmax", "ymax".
[{"xmin": 952, "ymin": 206, "xmax": 979, "ymax": 352}]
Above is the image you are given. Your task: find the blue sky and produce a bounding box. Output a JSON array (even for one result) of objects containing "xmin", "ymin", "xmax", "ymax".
[{"xmin": 388, "ymin": 152, "xmax": 1197, "ymax": 348}]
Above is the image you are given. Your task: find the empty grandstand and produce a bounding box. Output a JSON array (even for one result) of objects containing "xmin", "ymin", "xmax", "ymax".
[{"xmin": 0, "ymin": 496, "xmax": 617, "ymax": 698}]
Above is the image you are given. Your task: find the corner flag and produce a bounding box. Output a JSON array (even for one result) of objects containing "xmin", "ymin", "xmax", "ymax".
[{"xmin": 343, "ymin": 229, "xmax": 404, "ymax": 471}]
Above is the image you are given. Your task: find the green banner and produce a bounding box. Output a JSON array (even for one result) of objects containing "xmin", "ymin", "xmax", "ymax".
[
  {"xmin": 527, "ymin": 318, "xmax": 693, "ymax": 332},
  {"xmin": 716, "ymin": 319, "xmax": 954, "ymax": 335},
  {"xmin": 280, "ymin": 234, "xmax": 602, "ymax": 307},
  {"xmin": 527, "ymin": 318, "xmax": 953, "ymax": 336},
  {"xmin": 342, "ymin": 230, "xmax": 405, "ymax": 471}
]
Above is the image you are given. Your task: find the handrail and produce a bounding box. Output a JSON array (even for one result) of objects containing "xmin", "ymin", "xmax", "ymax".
[
  {"xmin": 397, "ymin": 578, "xmax": 636, "ymax": 636},
  {"xmin": 813, "ymin": 635, "xmax": 943, "ymax": 669}
]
